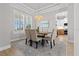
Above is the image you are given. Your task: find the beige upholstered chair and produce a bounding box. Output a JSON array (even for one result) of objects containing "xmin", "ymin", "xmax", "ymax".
[
  {"xmin": 25, "ymin": 29, "xmax": 31, "ymax": 44},
  {"xmin": 44, "ymin": 28, "xmax": 57, "ymax": 48},
  {"xmin": 52, "ymin": 28, "xmax": 57, "ymax": 40},
  {"xmin": 30, "ymin": 29, "xmax": 42, "ymax": 48}
]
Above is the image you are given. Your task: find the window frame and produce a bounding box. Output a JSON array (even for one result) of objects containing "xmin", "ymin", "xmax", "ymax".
[{"xmin": 13, "ymin": 9, "xmax": 32, "ymax": 32}]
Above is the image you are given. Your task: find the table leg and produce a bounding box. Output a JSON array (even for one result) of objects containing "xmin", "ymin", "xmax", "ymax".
[
  {"xmin": 25, "ymin": 38, "xmax": 27, "ymax": 44},
  {"xmin": 46, "ymin": 40, "xmax": 48, "ymax": 43}
]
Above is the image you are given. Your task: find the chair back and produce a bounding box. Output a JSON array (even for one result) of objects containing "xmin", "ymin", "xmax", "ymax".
[
  {"xmin": 30, "ymin": 29, "xmax": 37, "ymax": 41},
  {"xmin": 52, "ymin": 28, "xmax": 57, "ymax": 40},
  {"xmin": 25, "ymin": 29, "xmax": 30, "ymax": 40}
]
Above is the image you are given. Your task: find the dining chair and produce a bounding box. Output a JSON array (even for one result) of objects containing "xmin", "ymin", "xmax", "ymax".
[
  {"xmin": 43, "ymin": 28, "xmax": 57, "ymax": 48},
  {"xmin": 30, "ymin": 29, "xmax": 42, "ymax": 48},
  {"xmin": 25, "ymin": 29, "xmax": 31, "ymax": 44}
]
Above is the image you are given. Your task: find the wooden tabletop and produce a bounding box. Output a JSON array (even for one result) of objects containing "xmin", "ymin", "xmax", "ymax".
[
  {"xmin": 38, "ymin": 32, "xmax": 48, "ymax": 35},
  {"xmin": 37, "ymin": 32, "xmax": 51, "ymax": 38}
]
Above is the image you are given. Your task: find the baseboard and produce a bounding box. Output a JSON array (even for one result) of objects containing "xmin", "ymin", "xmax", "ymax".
[{"xmin": 0, "ymin": 44, "xmax": 11, "ymax": 51}]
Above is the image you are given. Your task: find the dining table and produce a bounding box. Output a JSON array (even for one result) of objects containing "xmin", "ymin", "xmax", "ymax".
[
  {"xmin": 37, "ymin": 32, "xmax": 48, "ymax": 37},
  {"xmin": 37, "ymin": 32, "xmax": 51, "ymax": 46}
]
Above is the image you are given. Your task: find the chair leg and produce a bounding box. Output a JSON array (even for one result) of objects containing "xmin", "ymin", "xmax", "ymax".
[
  {"xmin": 50, "ymin": 41, "xmax": 52, "ymax": 48},
  {"xmin": 53, "ymin": 40, "xmax": 55, "ymax": 46},
  {"xmin": 25, "ymin": 38, "xmax": 27, "ymax": 44},
  {"xmin": 41, "ymin": 39, "xmax": 45, "ymax": 47},
  {"xmin": 46, "ymin": 40, "xmax": 48, "ymax": 43},
  {"xmin": 30, "ymin": 40, "xmax": 32, "ymax": 46},
  {"xmin": 36, "ymin": 42, "xmax": 38, "ymax": 49}
]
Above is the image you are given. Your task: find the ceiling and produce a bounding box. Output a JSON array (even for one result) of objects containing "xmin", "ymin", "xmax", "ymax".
[
  {"xmin": 23, "ymin": 3, "xmax": 58, "ymax": 11},
  {"xmin": 10, "ymin": 3, "xmax": 68, "ymax": 15}
]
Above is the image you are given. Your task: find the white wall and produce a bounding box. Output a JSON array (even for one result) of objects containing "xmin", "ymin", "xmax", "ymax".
[
  {"xmin": 10, "ymin": 4, "xmax": 33, "ymax": 42},
  {"xmin": 0, "ymin": 4, "xmax": 33, "ymax": 45},
  {"xmin": 31, "ymin": 16, "xmax": 36, "ymax": 29},
  {"xmin": 0, "ymin": 4, "xmax": 11, "ymax": 51},
  {"xmin": 0, "ymin": 4, "xmax": 33, "ymax": 43},
  {"xmin": 74, "ymin": 3, "xmax": 79, "ymax": 56},
  {"xmin": 68, "ymin": 4, "xmax": 74, "ymax": 43}
]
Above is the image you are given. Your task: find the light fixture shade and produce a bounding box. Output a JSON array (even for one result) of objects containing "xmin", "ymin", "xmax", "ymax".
[{"xmin": 35, "ymin": 15, "xmax": 43, "ymax": 21}]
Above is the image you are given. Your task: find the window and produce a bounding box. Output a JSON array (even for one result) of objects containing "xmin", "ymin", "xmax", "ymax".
[
  {"xmin": 14, "ymin": 14, "xmax": 23, "ymax": 31},
  {"xmin": 14, "ymin": 13, "xmax": 24, "ymax": 31},
  {"xmin": 24, "ymin": 16, "xmax": 32, "ymax": 29},
  {"xmin": 14, "ymin": 10, "xmax": 32, "ymax": 31},
  {"xmin": 39, "ymin": 20, "xmax": 49, "ymax": 32},
  {"xmin": 39, "ymin": 21, "xmax": 49, "ymax": 28}
]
